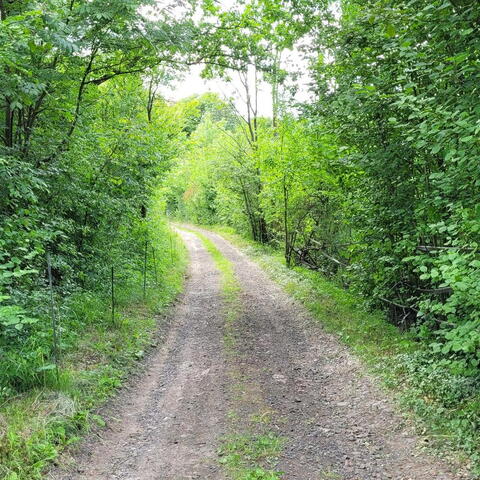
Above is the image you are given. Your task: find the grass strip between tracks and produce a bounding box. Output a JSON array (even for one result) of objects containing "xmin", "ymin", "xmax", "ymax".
[{"xmin": 188, "ymin": 229, "xmax": 285, "ymax": 480}]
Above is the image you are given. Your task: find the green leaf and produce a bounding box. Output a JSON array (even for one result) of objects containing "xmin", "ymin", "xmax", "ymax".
[{"xmin": 385, "ymin": 24, "xmax": 396, "ymax": 38}]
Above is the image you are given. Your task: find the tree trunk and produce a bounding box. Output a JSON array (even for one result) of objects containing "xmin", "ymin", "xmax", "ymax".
[
  {"xmin": 283, "ymin": 176, "xmax": 292, "ymax": 267},
  {"xmin": 4, "ymin": 100, "xmax": 13, "ymax": 148}
]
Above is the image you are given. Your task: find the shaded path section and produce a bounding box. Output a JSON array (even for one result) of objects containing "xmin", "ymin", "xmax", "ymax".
[
  {"xmin": 193, "ymin": 227, "xmax": 463, "ymax": 480},
  {"xmin": 51, "ymin": 230, "xmax": 228, "ymax": 480}
]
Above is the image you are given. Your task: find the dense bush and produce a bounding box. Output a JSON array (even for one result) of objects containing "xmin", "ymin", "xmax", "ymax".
[{"xmin": 309, "ymin": 0, "xmax": 480, "ymax": 374}]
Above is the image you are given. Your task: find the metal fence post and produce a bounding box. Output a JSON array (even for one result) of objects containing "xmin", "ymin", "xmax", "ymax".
[{"xmin": 47, "ymin": 253, "xmax": 60, "ymax": 383}]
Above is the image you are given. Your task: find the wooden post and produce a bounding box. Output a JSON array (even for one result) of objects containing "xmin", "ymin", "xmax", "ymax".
[
  {"xmin": 152, "ymin": 246, "xmax": 158, "ymax": 285},
  {"xmin": 169, "ymin": 232, "xmax": 174, "ymax": 264}
]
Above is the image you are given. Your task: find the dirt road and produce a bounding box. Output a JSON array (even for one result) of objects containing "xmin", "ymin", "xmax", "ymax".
[{"xmin": 51, "ymin": 227, "xmax": 463, "ymax": 480}]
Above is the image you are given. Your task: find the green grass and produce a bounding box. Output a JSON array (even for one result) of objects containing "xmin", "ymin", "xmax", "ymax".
[
  {"xmin": 207, "ymin": 225, "xmax": 480, "ymax": 477},
  {"xmin": 187, "ymin": 229, "xmax": 241, "ymax": 352},
  {"xmin": 218, "ymin": 433, "xmax": 284, "ymax": 480},
  {"xmin": 0, "ymin": 225, "xmax": 188, "ymax": 480}
]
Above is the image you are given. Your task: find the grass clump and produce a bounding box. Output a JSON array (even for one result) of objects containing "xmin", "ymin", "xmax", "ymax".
[
  {"xmin": 218, "ymin": 433, "xmax": 284, "ymax": 480},
  {"xmin": 183, "ymin": 228, "xmax": 241, "ymax": 351},
  {"xmin": 189, "ymin": 228, "xmax": 285, "ymax": 480}
]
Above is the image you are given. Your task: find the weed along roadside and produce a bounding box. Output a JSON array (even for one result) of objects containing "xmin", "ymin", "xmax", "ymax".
[
  {"xmin": 182, "ymin": 228, "xmax": 285, "ymax": 480},
  {"xmin": 0, "ymin": 223, "xmax": 187, "ymax": 480}
]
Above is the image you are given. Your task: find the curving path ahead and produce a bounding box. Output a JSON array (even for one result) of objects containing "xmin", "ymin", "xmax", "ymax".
[{"xmin": 50, "ymin": 227, "xmax": 464, "ymax": 480}]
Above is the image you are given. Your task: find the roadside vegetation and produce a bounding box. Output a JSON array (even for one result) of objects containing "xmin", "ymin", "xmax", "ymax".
[
  {"xmin": 0, "ymin": 215, "xmax": 186, "ymax": 480},
  {"xmin": 0, "ymin": 2, "xmax": 196, "ymax": 477}
]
